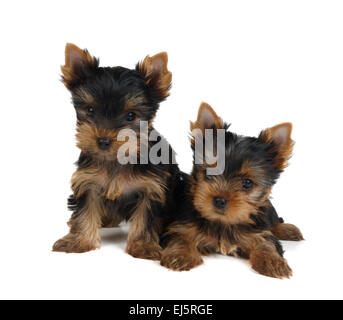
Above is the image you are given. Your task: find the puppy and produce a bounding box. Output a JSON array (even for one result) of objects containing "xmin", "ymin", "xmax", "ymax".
[
  {"xmin": 160, "ymin": 102, "xmax": 303, "ymax": 278},
  {"xmin": 53, "ymin": 43, "xmax": 180, "ymax": 260}
]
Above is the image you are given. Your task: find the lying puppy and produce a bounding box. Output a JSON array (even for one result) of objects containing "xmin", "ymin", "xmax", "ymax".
[{"xmin": 160, "ymin": 102, "xmax": 303, "ymax": 278}]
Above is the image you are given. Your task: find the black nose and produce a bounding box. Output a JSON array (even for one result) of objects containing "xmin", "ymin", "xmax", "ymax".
[
  {"xmin": 213, "ymin": 197, "xmax": 228, "ymax": 210},
  {"xmin": 97, "ymin": 138, "xmax": 112, "ymax": 150}
]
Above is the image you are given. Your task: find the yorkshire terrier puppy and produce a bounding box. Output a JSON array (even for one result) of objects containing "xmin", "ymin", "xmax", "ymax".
[
  {"xmin": 160, "ymin": 102, "xmax": 303, "ymax": 278},
  {"xmin": 53, "ymin": 43, "xmax": 180, "ymax": 260}
]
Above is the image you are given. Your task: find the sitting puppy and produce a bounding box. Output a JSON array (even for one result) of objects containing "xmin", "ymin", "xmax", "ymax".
[
  {"xmin": 53, "ymin": 43, "xmax": 180, "ymax": 260},
  {"xmin": 160, "ymin": 102, "xmax": 303, "ymax": 278}
]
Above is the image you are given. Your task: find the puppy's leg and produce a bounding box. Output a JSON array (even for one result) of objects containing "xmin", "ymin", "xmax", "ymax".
[
  {"xmin": 161, "ymin": 240, "xmax": 203, "ymax": 272},
  {"xmin": 53, "ymin": 190, "xmax": 104, "ymax": 253},
  {"xmin": 263, "ymin": 200, "xmax": 304, "ymax": 241},
  {"xmin": 126, "ymin": 199, "xmax": 163, "ymax": 260},
  {"xmin": 242, "ymin": 234, "xmax": 292, "ymax": 279},
  {"xmin": 271, "ymin": 222, "xmax": 304, "ymax": 241},
  {"xmin": 160, "ymin": 223, "xmax": 203, "ymax": 271}
]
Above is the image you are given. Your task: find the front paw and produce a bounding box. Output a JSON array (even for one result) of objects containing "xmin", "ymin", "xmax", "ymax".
[
  {"xmin": 271, "ymin": 223, "xmax": 304, "ymax": 241},
  {"xmin": 126, "ymin": 241, "xmax": 162, "ymax": 261},
  {"xmin": 52, "ymin": 233, "xmax": 100, "ymax": 253},
  {"xmin": 251, "ymin": 252, "xmax": 292, "ymax": 279},
  {"xmin": 160, "ymin": 251, "xmax": 203, "ymax": 271}
]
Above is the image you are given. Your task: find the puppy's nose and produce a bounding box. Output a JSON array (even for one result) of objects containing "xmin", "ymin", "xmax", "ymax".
[
  {"xmin": 213, "ymin": 197, "xmax": 228, "ymax": 210},
  {"xmin": 97, "ymin": 138, "xmax": 112, "ymax": 150}
]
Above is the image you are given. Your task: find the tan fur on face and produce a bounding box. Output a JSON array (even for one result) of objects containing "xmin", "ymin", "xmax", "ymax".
[
  {"xmin": 123, "ymin": 94, "xmax": 147, "ymax": 112},
  {"xmin": 122, "ymin": 94, "xmax": 156, "ymax": 127},
  {"xmin": 74, "ymin": 87, "xmax": 96, "ymax": 106},
  {"xmin": 191, "ymin": 174, "xmax": 265, "ymax": 225},
  {"xmin": 137, "ymin": 52, "xmax": 172, "ymax": 99},
  {"xmin": 73, "ymin": 88, "xmax": 147, "ymax": 114},
  {"xmin": 75, "ymin": 122, "xmax": 140, "ymax": 162},
  {"xmin": 238, "ymin": 162, "xmax": 272, "ymax": 202}
]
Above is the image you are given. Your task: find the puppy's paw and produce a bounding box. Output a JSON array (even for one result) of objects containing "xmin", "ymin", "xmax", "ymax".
[
  {"xmin": 126, "ymin": 241, "xmax": 162, "ymax": 261},
  {"xmin": 52, "ymin": 233, "xmax": 100, "ymax": 253},
  {"xmin": 271, "ymin": 223, "xmax": 304, "ymax": 241},
  {"xmin": 251, "ymin": 252, "xmax": 292, "ymax": 279},
  {"xmin": 160, "ymin": 252, "xmax": 203, "ymax": 271}
]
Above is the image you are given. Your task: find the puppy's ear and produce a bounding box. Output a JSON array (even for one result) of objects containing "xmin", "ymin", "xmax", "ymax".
[
  {"xmin": 136, "ymin": 52, "xmax": 172, "ymax": 101},
  {"xmin": 189, "ymin": 102, "xmax": 225, "ymax": 155},
  {"xmin": 190, "ymin": 102, "xmax": 224, "ymax": 134},
  {"xmin": 61, "ymin": 43, "xmax": 98, "ymax": 89},
  {"xmin": 259, "ymin": 122, "xmax": 294, "ymax": 170}
]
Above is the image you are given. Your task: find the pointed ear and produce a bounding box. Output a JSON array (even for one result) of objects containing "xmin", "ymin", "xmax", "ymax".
[
  {"xmin": 61, "ymin": 43, "xmax": 98, "ymax": 89},
  {"xmin": 190, "ymin": 102, "xmax": 224, "ymax": 134},
  {"xmin": 136, "ymin": 52, "xmax": 172, "ymax": 101},
  {"xmin": 190, "ymin": 103, "xmax": 226, "ymax": 168},
  {"xmin": 259, "ymin": 122, "xmax": 294, "ymax": 170}
]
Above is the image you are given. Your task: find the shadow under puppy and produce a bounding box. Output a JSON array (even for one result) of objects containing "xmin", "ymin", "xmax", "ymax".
[
  {"xmin": 160, "ymin": 103, "xmax": 303, "ymax": 278},
  {"xmin": 53, "ymin": 43, "xmax": 179, "ymax": 260}
]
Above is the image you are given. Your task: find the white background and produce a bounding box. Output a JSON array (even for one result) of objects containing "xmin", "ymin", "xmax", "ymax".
[{"xmin": 1, "ymin": 0, "xmax": 342, "ymax": 300}]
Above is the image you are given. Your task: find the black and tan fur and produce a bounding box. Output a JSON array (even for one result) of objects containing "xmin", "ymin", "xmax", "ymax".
[
  {"xmin": 160, "ymin": 103, "xmax": 303, "ymax": 278},
  {"xmin": 53, "ymin": 43, "xmax": 180, "ymax": 260}
]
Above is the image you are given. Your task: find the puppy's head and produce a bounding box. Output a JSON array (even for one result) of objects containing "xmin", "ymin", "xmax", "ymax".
[
  {"xmin": 190, "ymin": 102, "xmax": 294, "ymax": 225},
  {"xmin": 61, "ymin": 43, "xmax": 172, "ymax": 161}
]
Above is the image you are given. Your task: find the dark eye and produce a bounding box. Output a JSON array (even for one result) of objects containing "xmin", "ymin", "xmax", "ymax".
[
  {"xmin": 87, "ymin": 106, "xmax": 95, "ymax": 117},
  {"xmin": 127, "ymin": 112, "xmax": 136, "ymax": 121},
  {"xmin": 213, "ymin": 197, "xmax": 228, "ymax": 210},
  {"xmin": 242, "ymin": 178, "xmax": 254, "ymax": 191}
]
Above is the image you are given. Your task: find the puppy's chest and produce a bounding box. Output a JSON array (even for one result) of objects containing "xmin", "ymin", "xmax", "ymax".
[
  {"xmin": 216, "ymin": 239, "xmax": 237, "ymax": 256},
  {"xmin": 194, "ymin": 226, "xmax": 237, "ymax": 256},
  {"xmin": 71, "ymin": 166, "xmax": 166, "ymax": 203}
]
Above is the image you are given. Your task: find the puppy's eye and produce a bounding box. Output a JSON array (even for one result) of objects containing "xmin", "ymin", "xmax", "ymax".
[
  {"xmin": 213, "ymin": 197, "xmax": 228, "ymax": 209},
  {"xmin": 242, "ymin": 178, "xmax": 254, "ymax": 191},
  {"xmin": 127, "ymin": 112, "xmax": 136, "ymax": 121},
  {"xmin": 87, "ymin": 106, "xmax": 95, "ymax": 117}
]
